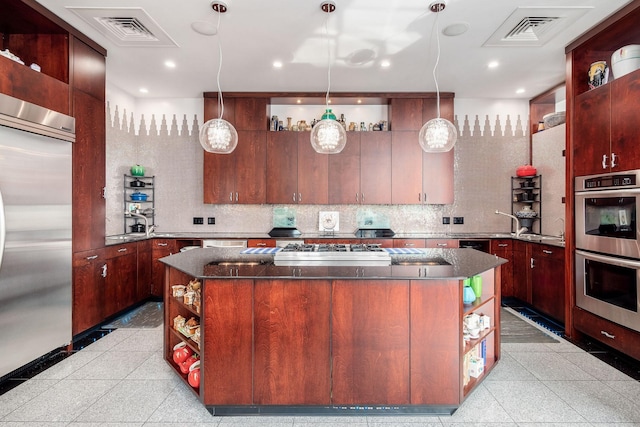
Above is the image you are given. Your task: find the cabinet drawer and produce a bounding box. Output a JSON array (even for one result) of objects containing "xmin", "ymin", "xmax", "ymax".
[
  {"xmin": 530, "ymin": 244, "xmax": 565, "ymax": 260},
  {"xmin": 393, "ymin": 239, "xmax": 426, "ymax": 248},
  {"xmin": 490, "ymin": 239, "xmax": 512, "ymax": 253},
  {"xmin": 248, "ymin": 239, "xmax": 276, "ymax": 247},
  {"xmin": 573, "ymin": 307, "xmax": 640, "ymax": 361},
  {"xmin": 105, "ymin": 242, "xmax": 137, "ymax": 259},
  {"xmin": 426, "ymin": 239, "xmax": 458, "ymax": 248},
  {"xmin": 73, "ymin": 248, "xmax": 106, "ymax": 266}
]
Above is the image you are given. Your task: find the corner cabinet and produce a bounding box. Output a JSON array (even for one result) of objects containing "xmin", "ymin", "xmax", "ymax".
[{"xmin": 203, "ymin": 93, "xmax": 454, "ymax": 205}]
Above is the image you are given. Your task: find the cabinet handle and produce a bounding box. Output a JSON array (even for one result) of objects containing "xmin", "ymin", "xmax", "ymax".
[
  {"xmin": 601, "ymin": 330, "xmax": 615, "ymax": 339},
  {"xmin": 405, "ymin": 243, "xmax": 415, "ymax": 247},
  {"xmin": 102, "ymin": 187, "xmax": 106, "ymax": 199},
  {"xmin": 602, "ymin": 154, "xmax": 608, "ymax": 169},
  {"xmin": 229, "ymin": 192, "xmax": 233, "ymax": 202},
  {"xmin": 418, "ymin": 193, "xmax": 421, "ymax": 202},
  {"xmin": 118, "ymin": 248, "xmax": 127, "ymax": 253},
  {"xmin": 292, "ymin": 193, "xmax": 296, "ymax": 202},
  {"xmin": 157, "ymin": 243, "xmax": 168, "ymax": 247},
  {"xmin": 257, "ymin": 243, "xmax": 267, "ymax": 247},
  {"xmin": 437, "ymin": 243, "xmax": 448, "ymax": 247},
  {"xmin": 611, "ymin": 152, "xmax": 618, "ymax": 168},
  {"xmin": 298, "ymin": 193, "xmax": 302, "ymax": 203},
  {"xmin": 423, "ymin": 193, "xmax": 427, "ymax": 204},
  {"xmin": 361, "ymin": 193, "xmax": 365, "ymax": 203},
  {"xmin": 86, "ymin": 255, "xmax": 98, "ymax": 260},
  {"xmin": 101, "ymin": 264, "xmax": 107, "ymax": 278},
  {"xmin": 498, "ymin": 244, "xmax": 508, "ymax": 247},
  {"xmin": 530, "ymin": 257, "xmax": 535, "ymax": 268},
  {"xmin": 543, "ymin": 249, "xmax": 553, "ymax": 254},
  {"xmin": 235, "ymin": 192, "xmax": 239, "ymax": 202},
  {"xmin": 355, "ymin": 193, "xmax": 359, "ymax": 203}
]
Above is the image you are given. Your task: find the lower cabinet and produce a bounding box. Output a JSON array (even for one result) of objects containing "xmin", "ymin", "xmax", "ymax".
[
  {"xmin": 151, "ymin": 239, "xmax": 178, "ymax": 297},
  {"xmin": 490, "ymin": 239, "xmax": 514, "ymax": 297},
  {"xmin": 137, "ymin": 240, "xmax": 152, "ymax": 301},
  {"xmin": 72, "ymin": 248, "xmax": 106, "ymax": 336},
  {"xmin": 104, "ymin": 243, "xmax": 138, "ymax": 318},
  {"xmin": 530, "ymin": 244, "xmax": 565, "ymax": 323},
  {"xmin": 573, "ymin": 306, "xmax": 640, "ymax": 361},
  {"xmin": 512, "ymin": 240, "xmax": 530, "ymax": 302}
]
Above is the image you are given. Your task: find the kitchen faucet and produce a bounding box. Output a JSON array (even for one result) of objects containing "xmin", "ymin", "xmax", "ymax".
[
  {"xmin": 127, "ymin": 211, "xmax": 150, "ymax": 237},
  {"xmin": 555, "ymin": 217, "xmax": 565, "ymax": 241},
  {"xmin": 495, "ymin": 210, "xmax": 528, "ymax": 237}
]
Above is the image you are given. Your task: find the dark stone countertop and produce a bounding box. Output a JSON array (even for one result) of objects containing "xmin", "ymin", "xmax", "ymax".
[{"xmin": 159, "ymin": 247, "xmax": 507, "ymax": 280}]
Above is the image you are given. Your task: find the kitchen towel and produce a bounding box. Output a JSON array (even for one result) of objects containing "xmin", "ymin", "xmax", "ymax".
[
  {"xmin": 241, "ymin": 247, "xmax": 281, "ymax": 254},
  {"xmin": 384, "ymin": 248, "xmax": 425, "ymax": 254}
]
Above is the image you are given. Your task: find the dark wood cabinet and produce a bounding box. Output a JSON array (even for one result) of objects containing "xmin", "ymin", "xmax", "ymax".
[
  {"xmin": 512, "ymin": 239, "xmax": 530, "ymax": 303},
  {"xmin": 332, "ymin": 280, "xmax": 410, "ymax": 404},
  {"xmin": 573, "ymin": 306, "xmax": 640, "ymax": 361},
  {"xmin": 203, "ymin": 130, "xmax": 267, "ymax": 204},
  {"xmin": 393, "ymin": 239, "xmax": 426, "ymax": 248},
  {"xmin": 392, "ymin": 131, "xmax": 423, "ymax": 204},
  {"xmin": 360, "ymin": 131, "xmax": 392, "ymax": 204},
  {"xmin": 530, "ymin": 244, "xmax": 565, "ymax": 323},
  {"xmin": 426, "ymin": 239, "xmax": 459, "ymax": 249},
  {"xmin": 254, "ymin": 280, "xmax": 331, "ymax": 405},
  {"xmin": 573, "ymin": 87, "xmax": 611, "ymax": 176},
  {"xmin": 104, "ymin": 243, "xmax": 138, "ymax": 318},
  {"xmin": 137, "ymin": 240, "xmax": 152, "ymax": 302},
  {"xmin": 151, "ymin": 239, "xmax": 178, "ymax": 297},
  {"xmin": 266, "ymin": 132, "xmax": 329, "ymax": 204},
  {"xmin": 490, "ymin": 239, "xmax": 514, "ymax": 297},
  {"xmin": 328, "ymin": 132, "xmax": 361, "ymax": 204},
  {"xmin": 72, "ymin": 249, "xmax": 106, "ymax": 335},
  {"xmin": 610, "ymin": 72, "xmax": 640, "ymax": 171}
]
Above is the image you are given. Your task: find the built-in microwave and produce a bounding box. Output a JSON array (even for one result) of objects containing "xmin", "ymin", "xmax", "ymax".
[
  {"xmin": 575, "ymin": 250, "xmax": 640, "ymax": 333},
  {"xmin": 575, "ymin": 170, "xmax": 640, "ymax": 259}
]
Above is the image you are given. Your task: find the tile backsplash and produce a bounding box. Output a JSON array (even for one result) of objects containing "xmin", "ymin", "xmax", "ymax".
[{"xmin": 106, "ymin": 103, "xmax": 563, "ymax": 237}]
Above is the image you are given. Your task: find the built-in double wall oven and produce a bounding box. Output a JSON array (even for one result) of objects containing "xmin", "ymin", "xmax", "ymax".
[{"xmin": 575, "ymin": 170, "xmax": 640, "ymax": 333}]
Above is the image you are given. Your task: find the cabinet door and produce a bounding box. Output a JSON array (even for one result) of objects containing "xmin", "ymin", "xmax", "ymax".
[
  {"xmin": 151, "ymin": 239, "xmax": 178, "ymax": 297},
  {"xmin": 297, "ymin": 133, "xmax": 329, "ymax": 204},
  {"xmin": 203, "ymin": 151, "xmax": 236, "ymax": 203},
  {"xmin": 391, "ymin": 131, "xmax": 423, "ymax": 204},
  {"xmin": 329, "ymin": 133, "xmax": 361, "ymax": 204},
  {"xmin": 105, "ymin": 244, "xmax": 137, "ymax": 317},
  {"xmin": 360, "ymin": 132, "xmax": 392, "ymax": 204},
  {"xmin": 136, "ymin": 240, "xmax": 152, "ymax": 302},
  {"xmin": 573, "ymin": 87, "xmax": 611, "ymax": 176},
  {"xmin": 266, "ymin": 132, "xmax": 298, "ymax": 203},
  {"xmin": 72, "ymin": 249, "xmax": 106, "ymax": 335},
  {"xmin": 512, "ymin": 240, "xmax": 530, "ymax": 302},
  {"xmin": 254, "ymin": 280, "xmax": 331, "ymax": 405},
  {"xmin": 530, "ymin": 244, "xmax": 565, "ymax": 323},
  {"xmin": 610, "ymin": 72, "xmax": 640, "ymax": 171},
  {"xmin": 490, "ymin": 239, "xmax": 514, "ymax": 297},
  {"xmin": 235, "ymin": 130, "xmax": 267, "ymax": 204},
  {"xmin": 72, "ymin": 90, "xmax": 105, "ymax": 252},
  {"xmin": 332, "ymin": 280, "xmax": 410, "ymax": 405}
]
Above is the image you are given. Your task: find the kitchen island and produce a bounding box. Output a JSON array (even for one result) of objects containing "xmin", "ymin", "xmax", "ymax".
[{"xmin": 160, "ymin": 247, "xmax": 506, "ymax": 415}]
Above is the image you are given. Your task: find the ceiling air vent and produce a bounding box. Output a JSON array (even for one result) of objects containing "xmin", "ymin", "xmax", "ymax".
[
  {"xmin": 484, "ymin": 6, "xmax": 591, "ymax": 47},
  {"xmin": 66, "ymin": 7, "xmax": 178, "ymax": 47}
]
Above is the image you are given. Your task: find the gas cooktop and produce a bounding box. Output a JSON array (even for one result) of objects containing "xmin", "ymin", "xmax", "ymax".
[{"xmin": 274, "ymin": 243, "xmax": 391, "ymax": 266}]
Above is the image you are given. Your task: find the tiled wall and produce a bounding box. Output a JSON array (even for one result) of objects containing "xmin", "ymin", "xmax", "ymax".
[{"xmin": 106, "ymin": 103, "xmax": 564, "ymax": 237}]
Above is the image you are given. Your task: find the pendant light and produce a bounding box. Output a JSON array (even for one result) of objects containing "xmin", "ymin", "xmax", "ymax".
[
  {"xmin": 418, "ymin": 1, "xmax": 457, "ymax": 153},
  {"xmin": 199, "ymin": 1, "xmax": 238, "ymax": 154},
  {"xmin": 310, "ymin": 0, "xmax": 347, "ymax": 154}
]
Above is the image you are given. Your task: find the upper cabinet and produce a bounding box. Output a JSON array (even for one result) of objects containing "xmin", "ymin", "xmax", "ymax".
[
  {"xmin": 203, "ymin": 93, "xmax": 454, "ymax": 205},
  {"xmin": 568, "ymin": 1, "xmax": 640, "ymax": 177}
]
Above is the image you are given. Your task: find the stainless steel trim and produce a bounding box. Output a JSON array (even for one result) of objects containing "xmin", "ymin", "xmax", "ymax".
[
  {"xmin": 0, "ymin": 93, "xmax": 75, "ymax": 142},
  {"xmin": 575, "ymin": 249, "xmax": 640, "ymax": 333}
]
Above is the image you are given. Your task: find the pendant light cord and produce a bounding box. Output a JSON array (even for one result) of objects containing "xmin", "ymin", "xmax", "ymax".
[
  {"xmin": 324, "ymin": 12, "xmax": 331, "ymax": 110},
  {"xmin": 216, "ymin": 10, "xmax": 224, "ymax": 119},
  {"xmin": 432, "ymin": 6, "xmax": 442, "ymax": 119}
]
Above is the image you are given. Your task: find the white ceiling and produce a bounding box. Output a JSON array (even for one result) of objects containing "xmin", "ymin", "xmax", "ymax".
[{"xmin": 36, "ymin": 0, "xmax": 631, "ymax": 100}]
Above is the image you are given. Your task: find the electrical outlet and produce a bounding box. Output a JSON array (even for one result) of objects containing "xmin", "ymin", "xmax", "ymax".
[
  {"xmin": 208, "ymin": 217, "xmax": 215, "ymax": 225},
  {"xmin": 193, "ymin": 217, "xmax": 204, "ymax": 225},
  {"xmin": 442, "ymin": 216, "xmax": 450, "ymax": 224},
  {"xmin": 453, "ymin": 216, "xmax": 464, "ymax": 225}
]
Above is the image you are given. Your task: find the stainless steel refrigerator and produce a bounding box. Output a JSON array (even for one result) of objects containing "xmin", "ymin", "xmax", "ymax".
[{"xmin": 0, "ymin": 93, "xmax": 74, "ymax": 379}]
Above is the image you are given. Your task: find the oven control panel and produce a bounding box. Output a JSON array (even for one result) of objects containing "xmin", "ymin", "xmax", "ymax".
[{"xmin": 578, "ymin": 171, "xmax": 639, "ymax": 190}]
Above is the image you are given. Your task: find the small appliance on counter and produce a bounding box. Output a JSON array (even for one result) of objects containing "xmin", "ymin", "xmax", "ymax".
[{"xmin": 355, "ymin": 208, "xmax": 394, "ymax": 237}]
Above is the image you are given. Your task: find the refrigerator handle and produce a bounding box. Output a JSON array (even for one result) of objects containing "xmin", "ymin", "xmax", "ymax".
[{"xmin": 0, "ymin": 188, "xmax": 4, "ymax": 270}]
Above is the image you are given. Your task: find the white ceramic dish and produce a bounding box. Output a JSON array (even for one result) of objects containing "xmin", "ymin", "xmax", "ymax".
[{"xmin": 611, "ymin": 44, "xmax": 640, "ymax": 78}]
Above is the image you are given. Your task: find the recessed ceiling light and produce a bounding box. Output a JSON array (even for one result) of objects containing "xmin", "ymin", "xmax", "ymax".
[
  {"xmin": 139, "ymin": 88, "xmax": 149, "ymax": 94},
  {"xmin": 296, "ymin": 99, "xmax": 302, "ymax": 104},
  {"xmin": 357, "ymin": 99, "xmax": 362, "ymax": 104},
  {"xmin": 165, "ymin": 60, "xmax": 176, "ymax": 68},
  {"xmin": 273, "ymin": 60, "xmax": 283, "ymax": 69},
  {"xmin": 380, "ymin": 60, "xmax": 391, "ymax": 68},
  {"xmin": 442, "ymin": 22, "xmax": 469, "ymax": 37},
  {"xmin": 488, "ymin": 61, "xmax": 499, "ymax": 69},
  {"xmin": 516, "ymin": 88, "xmax": 525, "ymax": 94}
]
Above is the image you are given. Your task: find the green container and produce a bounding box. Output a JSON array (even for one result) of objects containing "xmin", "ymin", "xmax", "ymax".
[
  {"xmin": 321, "ymin": 109, "xmax": 336, "ymax": 120},
  {"xmin": 470, "ymin": 275, "xmax": 483, "ymax": 298}
]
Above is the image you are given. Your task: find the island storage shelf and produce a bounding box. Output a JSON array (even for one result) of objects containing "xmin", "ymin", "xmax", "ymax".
[{"xmin": 161, "ymin": 247, "xmax": 505, "ymax": 415}]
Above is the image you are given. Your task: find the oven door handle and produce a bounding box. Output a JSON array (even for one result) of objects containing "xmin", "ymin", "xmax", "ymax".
[{"xmin": 576, "ymin": 249, "xmax": 640, "ymax": 268}]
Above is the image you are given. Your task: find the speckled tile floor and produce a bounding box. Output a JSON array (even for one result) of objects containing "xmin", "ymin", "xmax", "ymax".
[{"xmin": 1, "ymin": 307, "xmax": 640, "ymax": 426}]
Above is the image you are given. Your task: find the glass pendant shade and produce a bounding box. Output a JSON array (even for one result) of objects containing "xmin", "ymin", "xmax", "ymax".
[
  {"xmin": 310, "ymin": 112, "xmax": 347, "ymax": 154},
  {"xmin": 199, "ymin": 118, "xmax": 238, "ymax": 154},
  {"xmin": 418, "ymin": 117, "xmax": 457, "ymax": 153}
]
